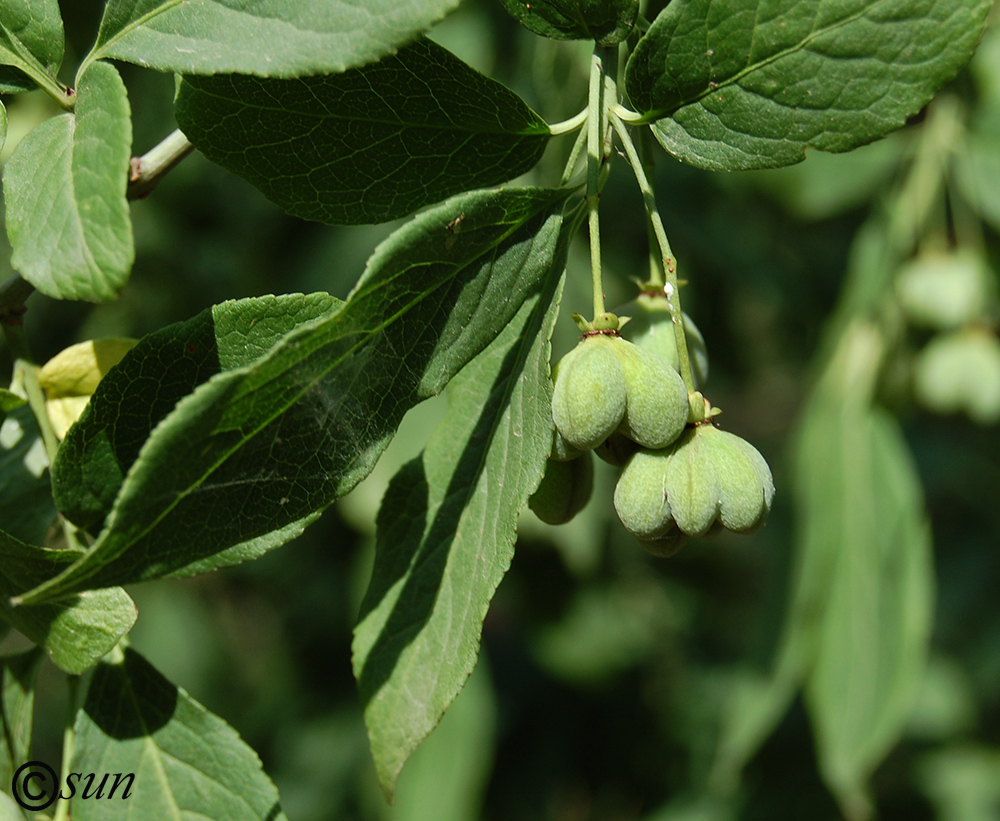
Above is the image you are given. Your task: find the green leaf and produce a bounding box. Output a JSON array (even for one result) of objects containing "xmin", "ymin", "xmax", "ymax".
[
  {"xmin": 804, "ymin": 405, "xmax": 934, "ymax": 817},
  {"xmin": 0, "ymin": 648, "xmax": 43, "ymax": 790},
  {"xmin": 625, "ymin": 0, "xmax": 991, "ymax": 171},
  {"xmin": 18, "ymin": 188, "xmax": 573, "ymax": 604},
  {"xmin": 3, "ymin": 61, "xmax": 133, "ymax": 301},
  {"xmin": 91, "ymin": 0, "xmax": 461, "ymax": 76},
  {"xmin": 70, "ymin": 647, "xmax": 285, "ymax": 820},
  {"xmin": 954, "ymin": 119, "xmax": 1000, "ymax": 234},
  {"xmin": 0, "ymin": 790, "xmax": 28, "ymax": 820},
  {"xmin": 174, "ymin": 38, "xmax": 551, "ymax": 225},
  {"xmin": 53, "ymin": 293, "xmax": 341, "ymax": 532},
  {"xmin": 390, "ymin": 659, "xmax": 497, "ymax": 820},
  {"xmin": 0, "ymin": 101, "xmax": 5, "ymax": 153},
  {"xmin": 0, "ymin": 0, "xmax": 64, "ymax": 94},
  {"xmin": 499, "ymin": 0, "xmax": 639, "ymax": 46},
  {"xmin": 0, "ymin": 406, "xmax": 57, "ymax": 546},
  {"xmin": 0, "ymin": 534, "xmax": 136, "ymax": 674},
  {"xmin": 352, "ymin": 257, "xmax": 566, "ymax": 798}
]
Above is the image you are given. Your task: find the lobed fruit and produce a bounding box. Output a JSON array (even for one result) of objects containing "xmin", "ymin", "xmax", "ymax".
[
  {"xmin": 913, "ymin": 328, "xmax": 1000, "ymax": 424},
  {"xmin": 528, "ymin": 451, "xmax": 595, "ymax": 525},
  {"xmin": 614, "ymin": 424, "xmax": 774, "ymax": 547},
  {"xmin": 617, "ymin": 293, "xmax": 710, "ymax": 387},
  {"xmin": 552, "ymin": 335, "xmax": 627, "ymax": 450},
  {"xmin": 896, "ymin": 250, "xmax": 992, "ymax": 331},
  {"xmin": 551, "ymin": 334, "xmax": 688, "ymax": 451}
]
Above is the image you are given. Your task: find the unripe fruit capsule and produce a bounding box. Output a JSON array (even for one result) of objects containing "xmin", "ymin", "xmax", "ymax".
[
  {"xmin": 614, "ymin": 424, "xmax": 774, "ymax": 547},
  {"xmin": 528, "ymin": 451, "xmax": 595, "ymax": 525}
]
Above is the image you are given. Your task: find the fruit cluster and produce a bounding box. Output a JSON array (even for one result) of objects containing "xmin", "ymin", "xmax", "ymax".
[
  {"xmin": 897, "ymin": 249, "xmax": 1000, "ymax": 424},
  {"xmin": 529, "ymin": 292, "xmax": 774, "ymax": 555}
]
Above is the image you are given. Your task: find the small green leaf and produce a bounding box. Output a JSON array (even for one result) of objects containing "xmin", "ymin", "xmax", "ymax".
[
  {"xmin": 53, "ymin": 293, "xmax": 341, "ymax": 532},
  {"xmin": 0, "ymin": 101, "xmax": 6, "ymax": 152},
  {"xmin": 0, "ymin": 534, "xmax": 136, "ymax": 674},
  {"xmin": 352, "ymin": 260, "xmax": 566, "ymax": 798},
  {"xmin": 19, "ymin": 188, "xmax": 573, "ymax": 603},
  {"xmin": 92, "ymin": 0, "xmax": 461, "ymax": 77},
  {"xmin": 499, "ymin": 0, "xmax": 639, "ymax": 46},
  {"xmin": 3, "ymin": 60, "xmax": 133, "ymax": 301},
  {"xmin": 70, "ymin": 647, "xmax": 285, "ymax": 820},
  {"xmin": 0, "ymin": 406, "xmax": 57, "ymax": 546},
  {"xmin": 0, "ymin": 648, "xmax": 43, "ymax": 790},
  {"xmin": 174, "ymin": 38, "xmax": 551, "ymax": 225},
  {"xmin": 625, "ymin": 0, "xmax": 991, "ymax": 171},
  {"xmin": 0, "ymin": 0, "xmax": 64, "ymax": 94}
]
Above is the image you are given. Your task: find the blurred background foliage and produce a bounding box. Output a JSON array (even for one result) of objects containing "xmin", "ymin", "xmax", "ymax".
[{"xmin": 1, "ymin": 1, "xmax": 999, "ymax": 819}]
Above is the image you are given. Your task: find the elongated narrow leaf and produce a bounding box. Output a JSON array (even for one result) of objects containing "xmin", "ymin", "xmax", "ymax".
[
  {"xmin": 0, "ymin": 0, "xmax": 63, "ymax": 93},
  {"xmin": 70, "ymin": 647, "xmax": 285, "ymax": 820},
  {"xmin": 92, "ymin": 0, "xmax": 461, "ymax": 77},
  {"xmin": 54, "ymin": 293, "xmax": 341, "ymax": 532},
  {"xmin": 0, "ymin": 407, "xmax": 56, "ymax": 546},
  {"xmin": 0, "ymin": 648, "xmax": 42, "ymax": 790},
  {"xmin": 17, "ymin": 188, "xmax": 573, "ymax": 604},
  {"xmin": 625, "ymin": 0, "xmax": 991, "ymax": 171},
  {"xmin": 353, "ymin": 261, "xmax": 566, "ymax": 798},
  {"xmin": 0, "ymin": 101, "xmax": 5, "ymax": 152},
  {"xmin": 4, "ymin": 61, "xmax": 133, "ymax": 301},
  {"xmin": 0, "ymin": 534, "xmax": 136, "ymax": 674},
  {"xmin": 175, "ymin": 39, "xmax": 551, "ymax": 225},
  {"xmin": 803, "ymin": 405, "xmax": 934, "ymax": 816}
]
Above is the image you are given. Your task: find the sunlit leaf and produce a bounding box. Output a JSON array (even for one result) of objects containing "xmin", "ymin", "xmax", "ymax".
[
  {"xmin": 18, "ymin": 188, "xmax": 573, "ymax": 603},
  {"xmin": 625, "ymin": 0, "xmax": 991, "ymax": 170},
  {"xmin": 353, "ymin": 253, "xmax": 566, "ymax": 798},
  {"xmin": 3, "ymin": 61, "xmax": 133, "ymax": 301},
  {"xmin": 71, "ymin": 647, "xmax": 286, "ymax": 820}
]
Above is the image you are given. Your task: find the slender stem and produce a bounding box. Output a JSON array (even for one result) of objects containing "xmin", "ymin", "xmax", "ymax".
[
  {"xmin": 638, "ymin": 127, "xmax": 663, "ymax": 287},
  {"xmin": 560, "ymin": 120, "xmax": 589, "ymax": 187},
  {"xmin": 587, "ymin": 52, "xmax": 607, "ymax": 319},
  {"xmin": 52, "ymin": 675, "xmax": 80, "ymax": 821},
  {"xmin": 0, "ymin": 275, "xmax": 35, "ymax": 318},
  {"xmin": 127, "ymin": 129, "xmax": 196, "ymax": 200},
  {"xmin": 610, "ymin": 103, "xmax": 645, "ymax": 123},
  {"xmin": 548, "ymin": 108, "xmax": 588, "ymax": 136},
  {"xmin": 611, "ymin": 113, "xmax": 697, "ymax": 393}
]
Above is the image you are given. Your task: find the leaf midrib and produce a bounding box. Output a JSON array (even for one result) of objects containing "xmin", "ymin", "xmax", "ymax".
[{"xmin": 184, "ymin": 79, "xmax": 549, "ymax": 138}]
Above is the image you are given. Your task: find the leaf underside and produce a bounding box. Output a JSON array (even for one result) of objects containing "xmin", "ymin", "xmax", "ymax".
[{"xmin": 93, "ymin": 0, "xmax": 462, "ymax": 76}]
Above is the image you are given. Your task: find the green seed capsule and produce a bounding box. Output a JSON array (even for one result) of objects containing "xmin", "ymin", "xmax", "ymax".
[
  {"xmin": 617, "ymin": 293, "xmax": 710, "ymax": 387},
  {"xmin": 913, "ymin": 328, "xmax": 1000, "ymax": 424},
  {"xmin": 896, "ymin": 250, "xmax": 991, "ymax": 331},
  {"xmin": 551, "ymin": 335, "xmax": 627, "ymax": 450},
  {"xmin": 614, "ymin": 424, "xmax": 774, "ymax": 545},
  {"xmin": 528, "ymin": 452, "xmax": 595, "ymax": 525},
  {"xmin": 615, "ymin": 340, "xmax": 689, "ymax": 449}
]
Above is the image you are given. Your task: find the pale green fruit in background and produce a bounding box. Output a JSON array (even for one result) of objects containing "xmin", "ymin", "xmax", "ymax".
[
  {"xmin": 614, "ymin": 424, "xmax": 774, "ymax": 545},
  {"xmin": 896, "ymin": 250, "xmax": 993, "ymax": 330},
  {"xmin": 38, "ymin": 337, "xmax": 138, "ymax": 439},
  {"xmin": 551, "ymin": 335, "xmax": 628, "ymax": 450},
  {"xmin": 528, "ymin": 451, "xmax": 595, "ymax": 525},
  {"xmin": 913, "ymin": 329, "xmax": 1000, "ymax": 424},
  {"xmin": 617, "ymin": 292, "xmax": 710, "ymax": 387}
]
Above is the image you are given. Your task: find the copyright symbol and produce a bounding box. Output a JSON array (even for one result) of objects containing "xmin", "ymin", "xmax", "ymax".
[{"xmin": 11, "ymin": 761, "xmax": 57, "ymax": 811}]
